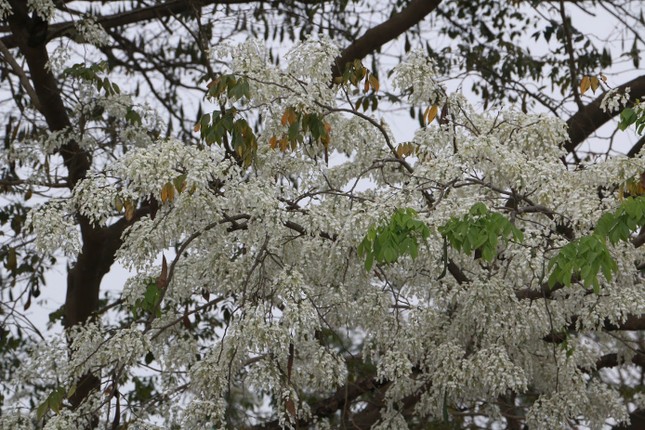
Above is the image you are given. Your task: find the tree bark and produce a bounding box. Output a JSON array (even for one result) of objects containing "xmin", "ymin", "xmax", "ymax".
[
  {"xmin": 333, "ymin": 0, "xmax": 443, "ymax": 77},
  {"xmin": 566, "ymin": 75, "xmax": 645, "ymax": 154}
]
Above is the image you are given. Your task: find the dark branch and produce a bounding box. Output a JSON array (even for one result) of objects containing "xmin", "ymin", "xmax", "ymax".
[
  {"xmin": 566, "ymin": 75, "xmax": 645, "ymax": 154},
  {"xmin": 333, "ymin": 0, "xmax": 442, "ymax": 77}
]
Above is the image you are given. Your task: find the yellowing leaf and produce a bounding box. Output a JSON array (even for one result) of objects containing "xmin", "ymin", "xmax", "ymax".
[
  {"xmin": 396, "ymin": 142, "xmax": 414, "ymax": 158},
  {"xmin": 114, "ymin": 196, "xmax": 124, "ymax": 212},
  {"xmin": 173, "ymin": 174, "xmax": 187, "ymax": 193},
  {"xmin": 281, "ymin": 108, "xmax": 297, "ymax": 126},
  {"xmin": 363, "ymin": 75, "xmax": 370, "ymax": 93},
  {"xmin": 580, "ymin": 76, "xmax": 591, "ymax": 94},
  {"xmin": 160, "ymin": 182, "xmax": 175, "ymax": 203},
  {"xmin": 425, "ymin": 105, "xmax": 439, "ymax": 124},
  {"xmin": 269, "ymin": 135, "xmax": 278, "ymax": 149},
  {"xmin": 124, "ymin": 200, "xmax": 135, "ymax": 222},
  {"xmin": 67, "ymin": 384, "xmax": 77, "ymax": 399},
  {"xmin": 193, "ymin": 122, "xmax": 201, "ymax": 133},
  {"xmin": 368, "ymin": 74, "xmax": 380, "ymax": 92},
  {"xmin": 206, "ymin": 78, "xmax": 219, "ymax": 89},
  {"xmin": 590, "ymin": 76, "xmax": 600, "ymax": 93}
]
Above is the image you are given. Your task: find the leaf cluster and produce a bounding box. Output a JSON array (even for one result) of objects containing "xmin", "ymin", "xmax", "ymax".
[
  {"xmin": 131, "ymin": 279, "xmax": 163, "ymax": 320},
  {"xmin": 269, "ymin": 107, "xmax": 331, "ymax": 157},
  {"xmin": 548, "ymin": 197, "xmax": 645, "ymax": 292},
  {"xmin": 36, "ymin": 385, "xmax": 75, "ymax": 420},
  {"xmin": 64, "ymin": 62, "xmax": 121, "ymax": 96},
  {"xmin": 618, "ymin": 103, "xmax": 645, "ymax": 135},
  {"xmin": 547, "ymin": 235, "xmax": 616, "ymax": 293},
  {"xmin": 193, "ymin": 75, "xmax": 257, "ymax": 166},
  {"xmin": 358, "ymin": 208, "xmax": 430, "ymax": 271},
  {"xmin": 438, "ymin": 202, "xmax": 523, "ymax": 262}
]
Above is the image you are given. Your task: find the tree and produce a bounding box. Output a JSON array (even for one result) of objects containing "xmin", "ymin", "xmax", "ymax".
[{"xmin": 0, "ymin": 0, "xmax": 644, "ymax": 429}]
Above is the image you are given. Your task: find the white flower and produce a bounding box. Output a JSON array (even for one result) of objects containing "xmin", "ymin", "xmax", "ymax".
[
  {"xmin": 392, "ymin": 50, "xmax": 445, "ymax": 105},
  {"xmin": 74, "ymin": 16, "xmax": 109, "ymax": 46},
  {"xmin": 27, "ymin": 200, "xmax": 81, "ymax": 256},
  {"xmin": 0, "ymin": 0, "xmax": 11, "ymax": 19},
  {"xmin": 27, "ymin": 0, "xmax": 55, "ymax": 19},
  {"xmin": 600, "ymin": 87, "xmax": 631, "ymax": 113}
]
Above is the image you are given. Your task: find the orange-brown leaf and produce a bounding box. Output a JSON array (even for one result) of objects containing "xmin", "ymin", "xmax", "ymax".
[
  {"xmin": 580, "ymin": 76, "xmax": 591, "ymax": 94},
  {"xmin": 368, "ymin": 74, "xmax": 380, "ymax": 92},
  {"xmin": 160, "ymin": 182, "xmax": 175, "ymax": 203},
  {"xmin": 590, "ymin": 76, "xmax": 600, "ymax": 93},
  {"xmin": 206, "ymin": 78, "xmax": 219, "ymax": 89},
  {"xmin": 124, "ymin": 200, "xmax": 135, "ymax": 222},
  {"xmin": 425, "ymin": 105, "xmax": 439, "ymax": 124},
  {"xmin": 281, "ymin": 108, "xmax": 297, "ymax": 126},
  {"xmin": 396, "ymin": 142, "xmax": 414, "ymax": 158}
]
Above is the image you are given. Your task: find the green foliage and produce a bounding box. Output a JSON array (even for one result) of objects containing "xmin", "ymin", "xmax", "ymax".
[
  {"xmin": 438, "ymin": 203, "xmax": 523, "ymax": 262},
  {"xmin": 358, "ymin": 208, "xmax": 430, "ymax": 271},
  {"xmin": 196, "ymin": 109, "xmax": 257, "ymax": 167},
  {"xmin": 132, "ymin": 279, "xmax": 163, "ymax": 319},
  {"xmin": 548, "ymin": 197, "xmax": 645, "ymax": 292},
  {"xmin": 595, "ymin": 197, "xmax": 645, "ymax": 243},
  {"xmin": 618, "ymin": 103, "xmax": 645, "ymax": 135},
  {"xmin": 206, "ymin": 74, "xmax": 251, "ymax": 102},
  {"xmin": 36, "ymin": 385, "xmax": 75, "ymax": 420},
  {"xmin": 547, "ymin": 235, "xmax": 616, "ymax": 293},
  {"xmin": 269, "ymin": 107, "xmax": 331, "ymax": 158},
  {"xmin": 195, "ymin": 75, "xmax": 257, "ymax": 166},
  {"xmin": 63, "ymin": 62, "xmax": 121, "ymax": 96}
]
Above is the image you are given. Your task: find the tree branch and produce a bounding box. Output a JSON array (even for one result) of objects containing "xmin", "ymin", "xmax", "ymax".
[
  {"xmin": 566, "ymin": 75, "xmax": 645, "ymax": 154},
  {"xmin": 0, "ymin": 0, "xmax": 333, "ymax": 48},
  {"xmin": 6, "ymin": 0, "xmax": 90, "ymax": 188},
  {"xmin": 333, "ymin": 0, "xmax": 442, "ymax": 77},
  {"xmin": 0, "ymin": 38, "xmax": 42, "ymax": 112}
]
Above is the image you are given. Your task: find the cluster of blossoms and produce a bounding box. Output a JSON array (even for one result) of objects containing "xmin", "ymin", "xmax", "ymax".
[
  {"xmin": 74, "ymin": 16, "xmax": 110, "ymax": 46},
  {"xmin": 600, "ymin": 87, "xmax": 631, "ymax": 113},
  {"xmin": 392, "ymin": 49, "xmax": 445, "ymax": 106},
  {"xmin": 27, "ymin": 0, "xmax": 55, "ymax": 19},
  {"xmin": 5, "ymin": 40, "xmax": 645, "ymax": 430}
]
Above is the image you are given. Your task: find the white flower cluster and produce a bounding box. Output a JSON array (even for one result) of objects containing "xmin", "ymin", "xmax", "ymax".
[
  {"xmin": 27, "ymin": 0, "xmax": 55, "ymax": 19},
  {"xmin": 74, "ymin": 16, "xmax": 109, "ymax": 46},
  {"xmin": 600, "ymin": 87, "xmax": 631, "ymax": 113},
  {"xmin": 67, "ymin": 323, "xmax": 150, "ymax": 378},
  {"xmin": 26, "ymin": 200, "xmax": 80, "ymax": 256},
  {"xmin": 0, "ymin": 0, "xmax": 11, "ymax": 19},
  {"xmin": 392, "ymin": 49, "xmax": 445, "ymax": 106}
]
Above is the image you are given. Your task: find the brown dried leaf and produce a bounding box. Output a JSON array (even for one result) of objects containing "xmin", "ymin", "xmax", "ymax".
[
  {"xmin": 580, "ymin": 75, "xmax": 591, "ymax": 94},
  {"xmin": 590, "ymin": 76, "xmax": 600, "ymax": 93},
  {"xmin": 425, "ymin": 105, "xmax": 439, "ymax": 124},
  {"xmin": 124, "ymin": 200, "xmax": 135, "ymax": 222}
]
